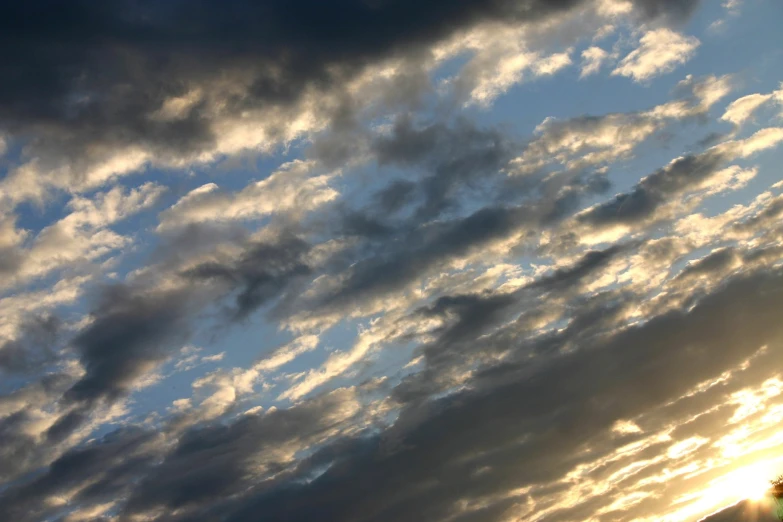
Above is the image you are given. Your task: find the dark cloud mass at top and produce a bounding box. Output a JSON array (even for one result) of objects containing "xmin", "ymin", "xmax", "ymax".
[
  {"xmin": 0, "ymin": 0, "xmax": 696, "ymax": 159},
  {"xmin": 2, "ymin": 0, "xmax": 783, "ymax": 521}
]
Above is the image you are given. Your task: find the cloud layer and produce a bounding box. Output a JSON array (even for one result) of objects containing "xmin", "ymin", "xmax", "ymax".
[{"xmin": 1, "ymin": 1, "xmax": 783, "ymax": 521}]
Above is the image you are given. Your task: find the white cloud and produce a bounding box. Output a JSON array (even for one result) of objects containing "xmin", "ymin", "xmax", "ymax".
[
  {"xmin": 612, "ymin": 29, "xmax": 700, "ymax": 82},
  {"xmin": 157, "ymin": 160, "xmax": 339, "ymax": 231},
  {"xmin": 0, "ymin": 276, "xmax": 90, "ymax": 341},
  {"xmin": 0, "ymin": 183, "xmax": 164, "ymax": 291},
  {"xmin": 687, "ymin": 74, "xmax": 735, "ymax": 110},
  {"xmin": 278, "ymin": 309, "xmax": 440, "ymax": 401},
  {"xmin": 532, "ymin": 49, "xmax": 573, "ymax": 76},
  {"xmin": 722, "ymin": 93, "xmax": 774, "ymax": 126},
  {"xmin": 466, "ymin": 46, "xmax": 572, "ymax": 104},
  {"xmin": 724, "ymin": 126, "xmax": 783, "ymax": 157},
  {"xmin": 721, "ymin": 85, "xmax": 783, "ymax": 127},
  {"xmin": 149, "ymin": 89, "xmax": 204, "ymax": 121},
  {"xmin": 512, "ymin": 76, "xmax": 731, "ymax": 174},
  {"xmin": 709, "ymin": 0, "xmax": 743, "ymax": 32},
  {"xmin": 580, "ymin": 46, "xmax": 609, "ymax": 78},
  {"xmin": 0, "ymin": 147, "xmax": 154, "ymax": 204},
  {"xmin": 64, "ymin": 182, "xmax": 166, "ymax": 230},
  {"xmin": 450, "ymin": 24, "xmax": 575, "ymax": 106}
]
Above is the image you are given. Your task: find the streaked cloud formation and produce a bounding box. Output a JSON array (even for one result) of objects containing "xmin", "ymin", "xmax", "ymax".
[{"xmin": 0, "ymin": 1, "xmax": 782, "ymax": 521}]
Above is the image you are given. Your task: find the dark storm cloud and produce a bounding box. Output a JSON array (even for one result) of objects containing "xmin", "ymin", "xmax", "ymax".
[
  {"xmin": 340, "ymin": 209, "xmax": 396, "ymax": 239},
  {"xmin": 696, "ymin": 131, "xmax": 728, "ymax": 149},
  {"xmin": 374, "ymin": 179, "xmax": 417, "ymax": 214},
  {"xmin": 0, "ymin": 314, "xmax": 60, "ymax": 375},
  {"xmin": 3, "ymin": 242, "xmax": 782, "ymax": 522},
  {"xmin": 324, "ymin": 171, "xmax": 610, "ymax": 315},
  {"xmin": 0, "ymin": 373, "xmax": 90, "ymax": 485},
  {"xmin": 0, "ymin": 0, "xmax": 559, "ymax": 150},
  {"xmin": 325, "ymin": 116, "xmax": 519, "ymax": 244},
  {"xmin": 0, "ymin": 246, "xmax": 23, "ymax": 276},
  {"xmin": 327, "ymin": 116, "xmax": 531, "ymax": 253},
  {"xmin": 669, "ymin": 244, "xmax": 783, "ymax": 301},
  {"xmin": 425, "ymin": 245, "xmax": 629, "ymax": 348},
  {"xmin": 673, "ymin": 247, "xmax": 739, "ymax": 282},
  {"xmin": 122, "ymin": 266, "xmax": 783, "ymax": 522},
  {"xmin": 529, "ymin": 243, "xmax": 631, "ymax": 292},
  {"xmin": 634, "ymin": 0, "xmax": 701, "ymax": 21},
  {"xmin": 183, "ymin": 233, "xmax": 312, "ymax": 321},
  {"xmin": 0, "ymin": 0, "xmax": 700, "ymax": 171},
  {"xmin": 54, "ymin": 233, "xmax": 312, "ymax": 428},
  {"xmin": 318, "ymin": 204, "xmax": 530, "ymax": 311},
  {"xmin": 65, "ymin": 284, "xmax": 197, "ymax": 405},
  {"xmin": 391, "ymin": 246, "xmax": 633, "ymax": 403},
  {"xmin": 0, "ymin": 426, "xmax": 159, "ymax": 522},
  {"xmin": 270, "ymin": 111, "xmax": 618, "ymax": 325},
  {"xmin": 0, "ymin": 410, "xmax": 44, "ymax": 483},
  {"xmin": 371, "ymin": 116, "xmax": 513, "ymax": 220},
  {"xmin": 122, "ymin": 388, "xmax": 359, "ymax": 515},
  {"xmin": 578, "ymin": 150, "xmax": 726, "ymax": 228}
]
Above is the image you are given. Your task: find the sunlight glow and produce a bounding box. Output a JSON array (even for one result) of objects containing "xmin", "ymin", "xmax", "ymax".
[{"xmin": 709, "ymin": 463, "xmax": 774, "ymax": 504}]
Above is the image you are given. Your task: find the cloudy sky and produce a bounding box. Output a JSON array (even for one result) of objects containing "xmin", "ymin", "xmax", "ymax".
[{"xmin": 1, "ymin": 1, "xmax": 783, "ymax": 521}]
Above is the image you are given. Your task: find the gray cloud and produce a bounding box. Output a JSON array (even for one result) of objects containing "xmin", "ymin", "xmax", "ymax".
[
  {"xmin": 0, "ymin": 314, "xmax": 60, "ymax": 375},
  {"xmin": 65, "ymin": 284, "xmax": 197, "ymax": 405},
  {"xmin": 390, "ymin": 244, "xmax": 633, "ymax": 402},
  {"xmin": 373, "ymin": 117, "xmax": 512, "ymax": 218},
  {"xmin": 182, "ymin": 232, "xmax": 312, "ymax": 321},
  {"xmin": 0, "ymin": 372, "xmax": 83, "ymax": 483},
  {"xmin": 317, "ymin": 205, "xmax": 530, "ymax": 311},
  {"xmin": 3, "ymin": 232, "xmax": 782, "ymax": 522},
  {"xmin": 0, "ymin": 0, "xmax": 702, "ymax": 201},
  {"xmin": 578, "ymin": 150, "xmax": 726, "ymax": 229},
  {"xmin": 114, "ymin": 265, "xmax": 783, "ymax": 522},
  {"xmin": 7, "ymin": 4, "xmax": 781, "ymax": 520},
  {"xmin": 124, "ymin": 387, "xmax": 361, "ymax": 515},
  {"xmin": 307, "ymin": 170, "xmax": 606, "ymax": 320},
  {"xmin": 0, "ymin": 426, "xmax": 160, "ymax": 522}
]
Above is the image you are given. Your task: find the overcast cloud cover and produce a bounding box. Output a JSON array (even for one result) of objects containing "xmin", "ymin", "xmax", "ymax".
[{"xmin": 1, "ymin": 0, "xmax": 783, "ymax": 521}]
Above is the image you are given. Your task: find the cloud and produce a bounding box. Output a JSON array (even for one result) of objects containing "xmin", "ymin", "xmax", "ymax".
[
  {"xmin": 182, "ymin": 232, "xmax": 313, "ymax": 322},
  {"xmin": 369, "ymin": 117, "xmax": 514, "ymax": 220},
  {"xmin": 97, "ymin": 264, "xmax": 783, "ymax": 522},
  {"xmin": 461, "ymin": 41, "xmax": 573, "ymax": 105},
  {"xmin": 0, "ymin": 276, "xmax": 89, "ymax": 341},
  {"xmin": 0, "ymin": 3, "xmax": 779, "ymax": 520},
  {"xmin": 563, "ymin": 128, "xmax": 783, "ymax": 245},
  {"xmin": 0, "ymin": 0, "xmax": 701, "ymax": 204},
  {"xmin": 0, "ymin": 183, "xmax": 165, "ymax": 291},
  {"xmin": 0, "ymin": 426, "xmax": 161, "ymax": 522},
  {"xmin": 65, "ymin": 284, "xmax": 200, "ymax": 405},
  {"xmin": 2, "ymin": 124, "xmax": 783, "ymax": 522},
  {"xmin": 0, "ymin": 0, "xmax": 576, "ymax": 203},
  {"xmin": 157, "ymin": 160, "xmax": 339, "ymax": 231},
  {"xmin": 580, "ymin": 46, "xmax": 610, "ymax": 77},
  {"xmin": 124, "ymin": 387, "xmax": 363, "ymax": 517},
  {"xmin": 708, "ymin": 0, "xmax": 744, "ymax": 33},
  {"xmin": 0, "ymin": 314, "xmax": 60, "ymax": 375},
  {"xmin": 612, "ymin": 28, "xmax": 700, "ymax": 82},
  {"xmin": 513, "ymin": 74, "xmax": 733, "ymax": 174},
  {"xmin": 721, "ymin": 85, "xmax": 783, "ymax": 127}
]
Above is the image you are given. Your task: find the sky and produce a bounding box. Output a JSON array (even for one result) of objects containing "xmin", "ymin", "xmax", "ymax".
[{"xmin": 0, "ymin": 0, "xmax": 783, "ymax": 521}]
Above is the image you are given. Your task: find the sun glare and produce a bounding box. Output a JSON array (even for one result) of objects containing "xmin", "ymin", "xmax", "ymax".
[
  {"xmin": 716, "ymin": 464, "xmax": 773, "ymax": 503},
  {"xmin": 742, "ymin": 478, "xmax": 771, "ymax": 501}
]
